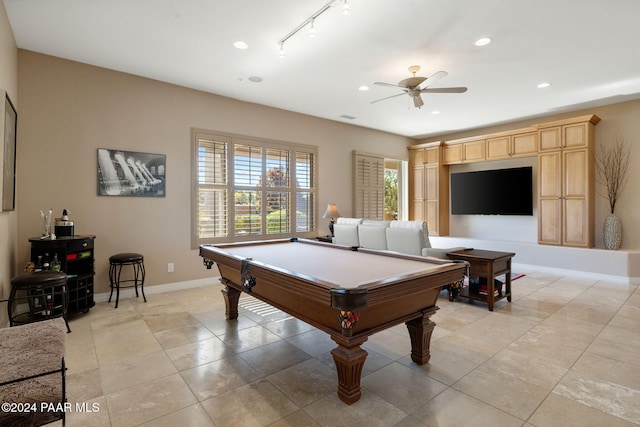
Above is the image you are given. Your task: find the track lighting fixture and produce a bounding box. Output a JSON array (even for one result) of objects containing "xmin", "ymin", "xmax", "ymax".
[{"xmin": 277, "ymin": 0, "xmax": 351, "ymax": 56}]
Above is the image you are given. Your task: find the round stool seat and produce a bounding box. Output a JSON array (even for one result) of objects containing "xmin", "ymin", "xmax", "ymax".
[
  {"xmin": 9, "ymin": 270, "xmax": 70, "ymax": 331},
  {"xmin": 110, "ymin": 253, "xmax": 143, "ymax": 263},
  {"xmin": 108, "ymin": 252, "xmax": 146, "ymax": 308},
  {"xmin": 11, "ymin": 270, "xmax": 68, "ymax": 288}
]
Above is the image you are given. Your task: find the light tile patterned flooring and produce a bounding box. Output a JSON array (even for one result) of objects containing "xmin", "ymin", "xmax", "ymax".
[{"xmin": 54, "ymin": 270, "xmax": 640, "ymax": 426}]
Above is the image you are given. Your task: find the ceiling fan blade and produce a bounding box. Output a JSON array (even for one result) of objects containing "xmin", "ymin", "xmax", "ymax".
[
  {"xmin": 421, "ymin": 87, "xmax": 468, "ymax": 94},
  {"xmin": 370, "ymin": 92, "xmax": 406, "ymax": 104},
  {"xmin": 418, "ymin": 70, "xmax": 448, "ymax": 89},
  {"xmin": 413, "ymin": 95, "xmax": 424, "ymax": 108},
  {"xmin": 374, "ymin": 81, "xmax": 402, "ymax": 89}
]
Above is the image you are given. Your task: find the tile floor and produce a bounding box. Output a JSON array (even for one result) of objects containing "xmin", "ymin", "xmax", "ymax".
[{"xmin": 54, "ymin": 270, "xmax": 640, "ymax": 426}]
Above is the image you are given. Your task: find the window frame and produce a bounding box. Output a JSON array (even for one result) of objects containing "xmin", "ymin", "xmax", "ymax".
[{"xmin": 191, "ymin": 129, "xmax": 318, "ymax": 249}]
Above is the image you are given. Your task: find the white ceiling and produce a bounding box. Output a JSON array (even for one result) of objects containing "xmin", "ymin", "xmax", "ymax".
[{"xmin": 5, "ymin": 0, "xmax": 640, "ymax": 139}]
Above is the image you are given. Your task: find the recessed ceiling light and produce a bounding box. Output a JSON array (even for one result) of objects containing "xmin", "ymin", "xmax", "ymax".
[
  {"xmin": 358, "ymin": 85, "xmax": 370, "ymax": 91},
  {"xmin": 475, "ymin": 37, "xmax": 492, "ymax": 46},
  {"xmin": 537, "ymin": 82, "xmax": 550, "ymax": 88},
  {"xmin": 431, "ymin": 111, "xmax": 440, "ymax": 115},
  {"xmin": 233, "ymin": 41, "xmax": 248, "ymax": 49}
]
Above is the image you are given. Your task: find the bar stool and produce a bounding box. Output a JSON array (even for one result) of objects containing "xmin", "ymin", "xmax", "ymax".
[
  {"xmin": 108, "ymin": 253, "xmax": 146, "ymax": 308},
  {"xmin": 8, "ymin": 270, "xmax": 71, "ymax": 332}
]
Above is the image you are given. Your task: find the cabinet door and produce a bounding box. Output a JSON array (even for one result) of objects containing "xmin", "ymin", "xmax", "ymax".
[
  {"xmin": 425, "ymin": 165, "xmax": 439, "ymax": 234},
  {"xmin": 538, "ymin": 151, "xmax": 562, "ymax": 245},
  {"xmin": 486, "ymin": 136, "xmax": 511, "ymax": 160},
  {"xmin": 463, "ymin": 140, "xmax": 485, "ymax": 162},
  {"xmin": 512, "ymin": 132, "xmax": 538, "ymax": 157},
  {"xmin": 410, "ymin": 165, "xmax": 425, "ymax": 220},
  {"xmin": 410, "ymin": 148, "xmax": 425, "ymax": 165},
  {"xmin": 564, "ymin": 123, "xmax": 587, "ymax": 149},
  {"xmin": 425, "ymin": 147, "xmax": 439, "ymax": 164},
  {"xmin": 563, "ymin": 149, "xmax": 590, "ymax": 247},
  {"xmin": 539, "ymin": 127, "xmax": 561, "ymax": 151},
  {"xmin": 443, "ymin": 144, "xmax": 463, "ymax": 164}
]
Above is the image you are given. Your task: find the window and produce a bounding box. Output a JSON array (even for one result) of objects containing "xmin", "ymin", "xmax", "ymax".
[{"xmin": 192, "ymin": 130, "xmax": 317, "ymax": 247}]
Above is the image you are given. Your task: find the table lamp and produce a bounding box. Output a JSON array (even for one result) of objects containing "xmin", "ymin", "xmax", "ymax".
[{"xmin": 321, "ymin": 203, "xmax": 341, "ymax": 237}]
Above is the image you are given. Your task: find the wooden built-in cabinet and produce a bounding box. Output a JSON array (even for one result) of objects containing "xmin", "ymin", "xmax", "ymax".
[
  {"xmin": 409, "ymin": 142, "xmax": 449, "ymax": 236},
  {"xmin": 537, "ymin": 116, "xmax": 599, "ymax": 247},
  {"xmin": 486, "ymin": 130, "xmax": 538, "ymax": 160},
  {"xmin": 443, "ymin": 138, "xmax": 485, "ymax": 164},
  {"xmin": 409, "ymin": 114, "xmax": 600, "ymax": 248}
]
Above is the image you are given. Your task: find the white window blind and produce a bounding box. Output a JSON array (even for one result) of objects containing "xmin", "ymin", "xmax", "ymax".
[
  {"xmin": 192, "ymin": 129, "xmax": 317, "ymax": 247},
  {"xmin": 353, "ymin": 151, "xmax": 385, "ymax": 220},
  {"xmin": 196, "ymin": 134, "xmax": 228, "ymax": 239},
  {"xmin": 295, "ymin": 151, "xmax": 315, "ymax": 232}
]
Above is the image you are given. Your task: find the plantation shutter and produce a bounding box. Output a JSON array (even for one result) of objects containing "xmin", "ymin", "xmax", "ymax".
[
  {"xmin": 196, "ymin": 133, "xmax": 229, "ymax": 239},
  {"xmin": 353, "ymin": 151, "xmax": 384, "ymax": 220},
  {"xmin": 295, "ymin": 150, "xmax": 315, "ymax": 232},
  {"xmin": 234, "ymin": 143, "xmax": 263, "ymax": 236},
  {"xmin": 265, "ymin": 147, "xmax": 291, "ymax": 234}
]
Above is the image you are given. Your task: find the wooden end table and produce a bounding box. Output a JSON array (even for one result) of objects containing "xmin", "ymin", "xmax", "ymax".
[{"xmin": 446, "ymin": 249, "xmax": 515, "ymax": 311}]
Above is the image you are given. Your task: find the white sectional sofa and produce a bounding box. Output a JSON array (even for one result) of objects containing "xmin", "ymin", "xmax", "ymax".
[{"xmin": 333, "ymin": 218, "xmax": 464, "ymax": 259}]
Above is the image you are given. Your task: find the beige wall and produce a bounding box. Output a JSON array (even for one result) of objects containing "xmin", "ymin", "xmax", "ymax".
[
  {"xmin": 0, "ymin": 2, "xmax": 18, "ymax": 325},
  {"xmin": 421, "ymin": 101, "xmax": 640, "ymax": 250},
  {"xmin": 11, "ymin": 44, "xmax": 640, "ymax": 301},
  {"xmin": 16, "ymin": 50, "xmax": 413, "ymax": 294}
]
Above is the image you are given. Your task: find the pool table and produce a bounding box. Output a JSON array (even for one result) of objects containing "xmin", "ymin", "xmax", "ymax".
[{"xmin": 200, "ymin": 238, "xmax": 465, "ymax": 404}]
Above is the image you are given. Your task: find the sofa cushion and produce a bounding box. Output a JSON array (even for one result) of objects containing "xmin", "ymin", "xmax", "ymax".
[
  {"xmin": 390, "ymin": 220, "xmax": 431, "ymax": 248},
  {"xmin": 333, "ymin": 218, "xmax": 363, "ymax": 247},
  {"xmin": 386, "ymin": 226, "xmax": 425, "ymax": 256},
  {"xmin": 358, "ymin": 222, "xmax": 390, "ymax": 250},
  {"xmin": 423, "ymin": 247, "xmax": 466, "ymax": 259}
]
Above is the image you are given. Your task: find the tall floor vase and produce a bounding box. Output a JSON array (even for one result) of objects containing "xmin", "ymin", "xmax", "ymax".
[{"xmin": 603, "ymin": 213, "xmax": 623, "ymax": 250}]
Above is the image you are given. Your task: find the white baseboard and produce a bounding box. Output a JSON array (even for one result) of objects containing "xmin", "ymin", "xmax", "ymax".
[
  {"xmin": 93, "ymin": 277, "xmax": 220, "ymax": 303},
  {"xmin": 512, "ymin": 262, "xmax": 640, "ymax": 285}
]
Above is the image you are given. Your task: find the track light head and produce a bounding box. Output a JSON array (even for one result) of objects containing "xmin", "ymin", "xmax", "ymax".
[{"xmin": 342, "ymin": 0, "xmax": 350, "ymax": 15}]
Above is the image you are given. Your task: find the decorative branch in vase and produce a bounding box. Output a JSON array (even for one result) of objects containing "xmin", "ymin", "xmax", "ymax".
[{"xmin": 595, "ymin": 136, "xmax": 631, "ymax": 250}]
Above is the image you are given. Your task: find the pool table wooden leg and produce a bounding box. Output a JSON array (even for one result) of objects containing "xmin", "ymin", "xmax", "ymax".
[
  {"xmin": 406, "ymin": 307, "xmax": 438, "ymax": 364},
  {"xmin": 221, "ymin": 283, "xmax": 241, "ymax": 320},
  {"xmin": 330, "ymin": 337, "xmax": 368, "ymax": 405}
]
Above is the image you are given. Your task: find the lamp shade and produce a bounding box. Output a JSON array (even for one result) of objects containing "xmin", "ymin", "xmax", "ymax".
[{"xmin": 321, "ymin": 203, "xmax": 341, "ymax": 219}]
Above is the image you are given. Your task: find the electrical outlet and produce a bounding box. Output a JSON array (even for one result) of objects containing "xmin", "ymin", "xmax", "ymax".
[{"xmin": 168, "ymin": 262, "xmax": 174, "ymax": 273}]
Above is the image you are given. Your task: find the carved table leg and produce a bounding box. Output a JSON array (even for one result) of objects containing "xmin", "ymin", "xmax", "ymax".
[
  {"xmin": 330, "ymin": 337, "xmax": 368, "ymax": 405},
  {"xmin": 405, "ymin": 308, "xmax": 438, "ymax": 364},
  {"xmin": 221, "ymin": 283, "xmax": 241, "ymax": 320}
]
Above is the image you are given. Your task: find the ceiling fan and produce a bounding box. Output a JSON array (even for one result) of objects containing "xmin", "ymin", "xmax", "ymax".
[{"xmin": 371, "ymin": 65, "xmax": 468, "ymax": 108}]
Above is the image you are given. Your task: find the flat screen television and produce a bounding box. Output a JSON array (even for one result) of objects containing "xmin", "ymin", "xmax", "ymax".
[{"xmin": 450, "ymin": 166, "xmax": 533, "ymax": 215}]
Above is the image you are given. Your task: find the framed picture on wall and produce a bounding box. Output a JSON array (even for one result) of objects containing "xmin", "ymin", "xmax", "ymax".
[
  {"xmin": 1, "ymin": 90, "xmax": 17, "ymax": 212},
  {"xmin": 97, "ymin": 148, "xmax": 166, "ymax": 197}
]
